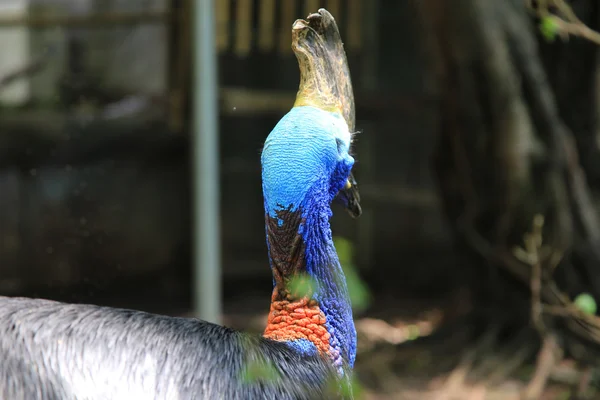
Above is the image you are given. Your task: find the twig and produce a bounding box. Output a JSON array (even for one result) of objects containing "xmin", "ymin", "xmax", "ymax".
[
  {"xmin": 436, "ymin": 326, "xmax": 500, "ymax": 400},
  {"xmin": 486, "ymin": 343, "xmax": 536, "ymax": 387},
  {"xmin": 543, "ymin": 305, "xmax": 577, "ymax": 317},
  {"xmin": 521, "ymin": 334, "xmax": 563, "ymax": 400},
  {"xmin": 475, "ymin": 329, "xmax": 537, "ymax": 386},
  {"xmin": 513, "ymin": 214, "xmax": 550, "ymax": 334},
  {"xmin": 527, "ymin": 215, "xmax": 546, "ymax": 334},
  {"xmin": 552, "ymin": 16, "xmax": 600, "ymax": 45},
  {"xmin": 527, "ymin": 0, "xmax": 600, "ymax": 45},
  {"xmin": 576, "ymin": 365, "xmax": 594, "ymax": 399},
  {"xmin": 0, "ymin": 47, "xmax": 54, "ymax": 90}
]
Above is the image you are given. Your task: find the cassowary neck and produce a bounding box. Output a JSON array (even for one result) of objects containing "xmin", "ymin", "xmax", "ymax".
[{"xmin": 263, "ymin": 183, "xmax": 356, "ymax": 374}]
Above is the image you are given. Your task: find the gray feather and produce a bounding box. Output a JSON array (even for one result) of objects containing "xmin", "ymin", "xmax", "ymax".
[{"xmin": 0, "ymin": 296, "xmax": 350, "ymax": 400}]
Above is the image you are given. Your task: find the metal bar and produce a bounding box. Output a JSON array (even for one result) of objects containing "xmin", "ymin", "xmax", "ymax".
[
  {"xmin": 234, "ymin": 0, "xmax": 252, "ymax": 57},
  {"xmin": 0, "ymin": 11, "xmax": 170, "ymax": 28},
  {"xmin": 169, "ymin": 0, "xmax": 192, "ymax": 133},
  {"xmin": 304, "ymin": 0, "xmax": 320, "ymax": 17},
  {"xmin": 216, "ymin": 0, "xmax": 230, "ymax": 52},
  {"xmin": 278, "ymin": 0, "xmax": 295, "ymax": 54},
  {"xmin": 258, "ymin": 0, "xmax": 275, "ymax": 52},
  {"xmin": 325, "ymin": 0, "xmax": 341, "ymax": 22},
  {"xmin": 356, "ymin": 122, "xmax": 375, "ymax": 272},
  {"xmin": 362, "ymin": 1, "xmax": 379, "ymax": 90},
  {"xmin": 347, "ymin": 0, "xmax": 363, "ymax": 52},
  {"xmin": 193, "ymin": 0, "xmax": 221, "ymax": 324}
]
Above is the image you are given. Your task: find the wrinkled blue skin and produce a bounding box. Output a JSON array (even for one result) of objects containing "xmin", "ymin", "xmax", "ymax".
[{"xmin": 262, "ymin": 105, "xmax": 357, "ymax": 373}]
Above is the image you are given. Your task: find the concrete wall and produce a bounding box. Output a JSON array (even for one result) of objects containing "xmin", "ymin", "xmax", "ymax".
[
  {"xmin": 0, "ymin": 129, "xmax": 190, "ymax": 295},
  {"xmin": 0, "ymin": 0, "xmax": 168, "ymax": 106},
  {"xmin": 99, "ymin": 0, "xmax": 168, "ymax": 95},
  {"xmin": 0, "ymin": 0, "xmax": 31, "ymax": 105}
]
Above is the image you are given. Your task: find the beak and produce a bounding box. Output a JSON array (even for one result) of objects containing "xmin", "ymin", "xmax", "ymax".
[{"xmin": 334, "ymin": 171, "xmax": 362, "ymax": 218}]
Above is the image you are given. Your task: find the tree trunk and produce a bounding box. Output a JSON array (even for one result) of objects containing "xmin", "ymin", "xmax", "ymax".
[{"xmin": 416, "ymin": 0, "xmax": 600, "ymax": 365}]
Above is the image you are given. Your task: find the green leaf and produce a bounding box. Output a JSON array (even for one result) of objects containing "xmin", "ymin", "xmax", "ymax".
[
  {"xmin": 539, "ymin": 16, "xmax": 558, "ymax": 42},
  {"xmin": 406, "ymin": 324, "xmax": 420, "ymax": 340},
  {"xmin": 334, "ymin": 236, "xmax": 353, "ymax": 265},
  {"xmin": 240, "ymin": 358, "xmax": 281, "ymax": 384},
  {"xmin": 574, "ymin": 293, "xmax": 597, "ymax": 315},
  {"xmin": 555, "ymin": 390, "xmax": 572, "ymax": 400},
  {"xmin": 341, "ymin": 376, "xmax": 365, "ymax": 399},
  {"xmin": 288, "ymin": 273, "xmax": 318, "ymax": 298},
  {"xmin": 333, "ymin": 236, "xmax": 371, "ymax": 312},
  {"xmin": 343, "ymin": 263, "xmax": 371, "ymax": 312},
  {"xmin": 326, "ymin": 374, "xmax": 365, "ymax": 399}
]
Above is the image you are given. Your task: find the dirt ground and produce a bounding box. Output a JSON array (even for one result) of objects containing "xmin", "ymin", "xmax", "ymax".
[{"xmin": 215, "ymin": 288, "xmax": 597, "ymax": 400}]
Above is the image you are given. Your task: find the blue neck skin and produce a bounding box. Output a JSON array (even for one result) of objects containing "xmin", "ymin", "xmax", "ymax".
[
  {"xmin": 298, "ymin": 182, "xmax": 357, "ymax": 371},
  {"xmin": 261, "ymin": 106, "xmax": 357, "ymax": 373}
]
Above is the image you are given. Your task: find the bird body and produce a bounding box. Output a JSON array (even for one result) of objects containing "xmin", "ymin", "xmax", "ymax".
[
  {"xmin": 0, "ymin": 9, "xmax": 360, "ymax": 400},
  {"xmin": 0, "ymin": 297, "xmax": 340, "ymax": 400},
  {"xmin": 261, "ymin": 106, "xmax": 357, "ymax": 373}
]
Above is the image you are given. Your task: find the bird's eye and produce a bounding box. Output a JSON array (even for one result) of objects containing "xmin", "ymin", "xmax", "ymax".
[{"xmin": 335, "ymin": 138, "xmax": 344, "ymax": 153}]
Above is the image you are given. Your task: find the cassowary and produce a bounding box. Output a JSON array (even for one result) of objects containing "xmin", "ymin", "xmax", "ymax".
[{"xmin": 0, "ymin": 9, "xmax": 361, "ymax": 400}]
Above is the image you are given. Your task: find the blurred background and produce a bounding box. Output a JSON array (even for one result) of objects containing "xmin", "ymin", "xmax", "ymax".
[{"xmin": 1, "ymin": 0, "xmax": 600, "ymax": 398}]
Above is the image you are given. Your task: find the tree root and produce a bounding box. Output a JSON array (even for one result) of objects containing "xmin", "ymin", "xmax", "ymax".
[{"xmin": 521, "ymin": 334, "xmax": 563, "ymax": 400}]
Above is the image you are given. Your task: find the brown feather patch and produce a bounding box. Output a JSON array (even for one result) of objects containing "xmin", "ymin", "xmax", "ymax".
[{"xmin": 265, "ymin": 205, "xmax": 305, "ymax": 294}]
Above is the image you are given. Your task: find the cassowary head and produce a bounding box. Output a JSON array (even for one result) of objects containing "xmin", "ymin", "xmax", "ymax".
[
  {"xmin": 262, "ymin": 9, "xmax": 361, "ymax": 219},
  {"xmin": 261, "ymin": 106, "xmax": 360, "ymax": 219}
]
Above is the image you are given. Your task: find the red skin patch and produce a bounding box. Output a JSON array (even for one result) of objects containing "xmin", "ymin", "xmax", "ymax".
[{"xmin": 263, "ymin": 288, "xmax": 331, "ymax": 356}]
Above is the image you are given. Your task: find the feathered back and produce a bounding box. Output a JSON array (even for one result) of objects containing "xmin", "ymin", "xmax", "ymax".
[{"xmin": 0, "ymin": 297, "xmax": 351, "ymax": 400}]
